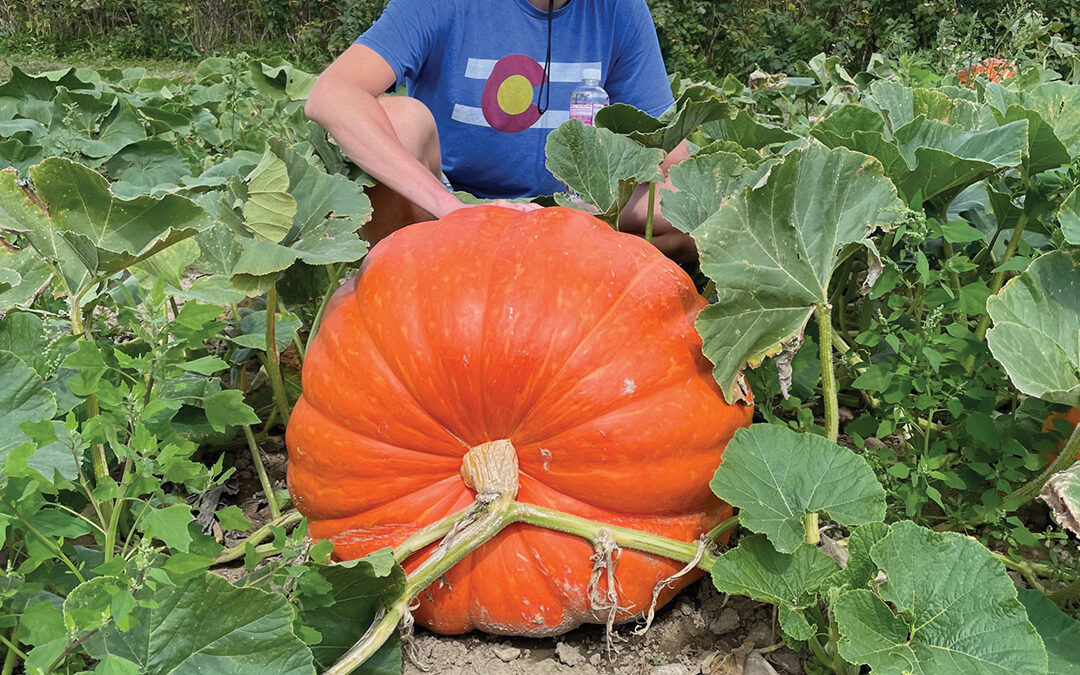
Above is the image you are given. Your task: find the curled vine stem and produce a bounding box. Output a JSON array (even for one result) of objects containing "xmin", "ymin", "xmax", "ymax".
[
  {"xmin": 634, "ymin": 537, "xmax": 708, "ymax": 636},
  {"xmin": 587, "ymin": 529, "xmax": 629, "ymax": 655}
]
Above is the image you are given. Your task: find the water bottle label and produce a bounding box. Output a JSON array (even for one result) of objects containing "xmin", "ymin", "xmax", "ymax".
[{"xmin": 569, "ymin": 103, "xmax": 597, "ymax": 125}]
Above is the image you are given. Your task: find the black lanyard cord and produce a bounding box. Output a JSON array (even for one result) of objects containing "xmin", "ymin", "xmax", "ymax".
[{"xmin": 535, "ymin": 0, "xmax": 554, "ymax": 116}]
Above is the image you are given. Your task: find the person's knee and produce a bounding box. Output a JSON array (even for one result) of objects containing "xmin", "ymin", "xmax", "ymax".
[{"xmin": 377, "ymin": 96, "xmax": 441, "ymax": 174}]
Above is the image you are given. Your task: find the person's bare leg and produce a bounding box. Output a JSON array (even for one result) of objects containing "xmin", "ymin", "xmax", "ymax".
[{"xmin": 362, "ymin": 96, "xmax": 444, "ymax": 246}]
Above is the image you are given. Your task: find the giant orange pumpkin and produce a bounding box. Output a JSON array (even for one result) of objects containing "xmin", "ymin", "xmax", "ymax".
[
  {"xmin": 1042, "ymin": 408, "xmax": 1080, "ymax": 465},
  {"xmin": 286, "ymin": 206, "xmax": 753, "ymax": 636}
]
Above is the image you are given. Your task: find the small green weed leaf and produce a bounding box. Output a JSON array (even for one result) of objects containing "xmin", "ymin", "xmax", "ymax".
[
  {"xmin": 202, "ymin": 390, "xmax": 260, "ymax": 433},
  {"xmin": 243, "ymin": 147, "xmax": 297, "ymax": 242},
  {"xmin": 986, "ymin": 249, "xmax": 1080, "ymax": 408},
  {"xmin": 1018, "ymin": 589, "xmax": 1080, "ymax": 674},
  {"xmin": 936, "ymin": 218, "xmax": 984, "ymax": 243},
  {"xmin": 711, "ymin": 424, "xmax": 885, "ymax": 552},
  {"xmin": 835, "ymin": 521, "xmax": 1046, "ymax": 675},
  {"xmin": 299, "ymin": 548, "xmax": 406, "ymax": 672},
  {"xmin": 1039, "ymin": 459, "xmax": 1080, "ymax": 538},
  {"xmin": 1060, "ymin": 188, "xmax": 1080, "ymax": 245},
  {"xmin": 86, "ymin": 572, "xmax": 316, "ymax": 674},
  {"xmin": 215, "ymin": 505, "xmax": 253, "ymax": 531},
  {"xmin": 138, "ymin": 503, "xmax": 195, "ymax": 552},
  {"xmin": 0, "ymin": 351, "xmax": 79, "ymax": 480},
  {"xmin": 61, "ymin": 340, "xmax": 107, "ymax": 396},
  {"xmin": 178, "ymin": 355, "xmax": 228, "ymax": 376},
  {"xmin": 711, "ymin": 535, "xmax": 839, "ymax": 639},
  {"xmin": 663, "ymin": 151, "xmax": 772, "ymax": 233},
  {"xmin": 545, "ymin": 120, "xmax": 664, "ymax": 218},
  {"xmin": 693, "ymin": 146, "xmax": 905, "ymax": 402},
  {"xmin": 20, "ymin": 600, "xmax": 65, "ymax": 646}
]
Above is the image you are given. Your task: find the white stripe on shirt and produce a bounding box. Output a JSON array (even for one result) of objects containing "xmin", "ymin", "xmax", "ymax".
[
  {"xmin": 451, "ymin": 104, "xmax": 570, "ymax": 128},
  {"xmin": 463, "ymin": 58, "xmax": 602, "ymax": 82}
]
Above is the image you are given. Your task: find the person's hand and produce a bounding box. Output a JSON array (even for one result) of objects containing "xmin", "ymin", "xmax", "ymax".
[{"xmin": 448, "ymin": 199, "xmax": 544, "ymax": 215}]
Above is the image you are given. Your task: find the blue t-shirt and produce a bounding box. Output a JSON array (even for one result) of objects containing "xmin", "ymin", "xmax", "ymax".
[{"xmin": 356, "ymin": 0, "xmax": 675, "ymax": 199}]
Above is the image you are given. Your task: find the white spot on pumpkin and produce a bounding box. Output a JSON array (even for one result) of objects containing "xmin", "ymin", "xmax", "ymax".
[
  {"xmin": 540, "ymin": 448, "xmax": 552, "ymax": 470},
  {"xmin": 622, "ymin": 378, "xmax": 636, "ymax": 394}
]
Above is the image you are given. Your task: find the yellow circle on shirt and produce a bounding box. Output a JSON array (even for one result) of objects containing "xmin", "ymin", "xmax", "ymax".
[{"xmin": 496, "ymin": 75, "xmax": 534, "ymax": 115}]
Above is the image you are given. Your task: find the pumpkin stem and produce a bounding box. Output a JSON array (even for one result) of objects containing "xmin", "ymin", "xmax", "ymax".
[{"xmin": 460, "ymin": 439, "xmax": 519, "ymax": 500}]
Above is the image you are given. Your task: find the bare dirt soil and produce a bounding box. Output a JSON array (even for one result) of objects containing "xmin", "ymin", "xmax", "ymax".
[{"xmin": 398, "ymin": 580, "xmax": 802, "ymax": 675}]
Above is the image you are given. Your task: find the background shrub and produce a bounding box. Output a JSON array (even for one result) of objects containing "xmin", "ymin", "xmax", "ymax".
[{"xmin": 0, "ymin": 0, "xmax": 1076, "ymax": 76}]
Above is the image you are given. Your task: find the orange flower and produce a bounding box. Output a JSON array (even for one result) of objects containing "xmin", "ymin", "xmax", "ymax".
[{"xmin": 957, "ymin": 57, "xmax": 1018, "ymax": 86}]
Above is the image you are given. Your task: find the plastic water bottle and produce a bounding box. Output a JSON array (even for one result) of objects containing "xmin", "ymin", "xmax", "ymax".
[{"xmin": 569, "ymin": 68, "xmax": 609, "ymax": 126}]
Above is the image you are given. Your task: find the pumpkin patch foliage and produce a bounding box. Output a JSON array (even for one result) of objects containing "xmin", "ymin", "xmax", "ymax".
[{"xmin": 0, "ymin": 50, "xmax": 1079, "ymax": 675}]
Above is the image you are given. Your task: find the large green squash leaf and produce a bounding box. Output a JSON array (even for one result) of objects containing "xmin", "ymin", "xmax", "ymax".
[
  {"xmin": 985, "ymin": 81, "xmax": 1080, "ymax": 158},
  {"xmin": 1018, "ymin": 589, "xmax": 1080, "ymax": 674},
  {"xmin": 0, "ymin": 158, "xmax": 206, "ymax": 296},
  {"xmin": 595, "ymin": 85, "xmax": 728, "ymax": 152},
  {"xmin": 298, "ymin": 548, "xmax": 406, "ymax": 673},
  {"xmin": 711, "ymin": 535, "xmax": 839, "ymax": 640},
  {"xmin": 986, "ymin": 249, "xmax": 1080, "ymax": 408},
  {"xmin": 693, "ymin": 145, "xmax": 905, "ymax": 402},
  {"xmin": 1060, "ymin": 188, "xmax": 1080, "ymax": 245},
  {"xmin": 85, "ymin": 572, "xmax": 316, "ymax": 674},
  {"xmin": 710, "ymin": 424, "xmax": 885, "ymax": 553},
  {"xmin": 889, "ymin": 117, "xmax": 1028, "ymax": 209},
  {"xmin": 0, "ymin": 246, "xmax": 51, "ymax": 314},
  {"xmin": 835, "ymin": 521, "xmax": 1046, "ymax": 675},
  {"xmin": 545, "ymin": 120, "xmax": 664, "ymax": 223},
  {"xmin": 663, "ymin": 151, "xmax": 772, "ymax": 234},
  {"xmin": 243, "ymin": 147, "xmax": 297, "ymax": 242}
]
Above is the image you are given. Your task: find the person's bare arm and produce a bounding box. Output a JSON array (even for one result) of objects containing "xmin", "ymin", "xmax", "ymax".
[
  {"xmin": 305, "ymin": 44, "xmax": 463, "ymax": 219},
  {"xmin": 619, "ymin": 140, "xmax": 695, "ymax": 264},
  {"xmin": 306, "ymin": 44, "xmax": 540, "ymax": 219}
]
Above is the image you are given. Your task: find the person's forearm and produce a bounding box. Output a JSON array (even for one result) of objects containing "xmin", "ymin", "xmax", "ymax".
[{"xmin": 307, "ymin": 86, "xmax": 460, "ymax": 218}]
